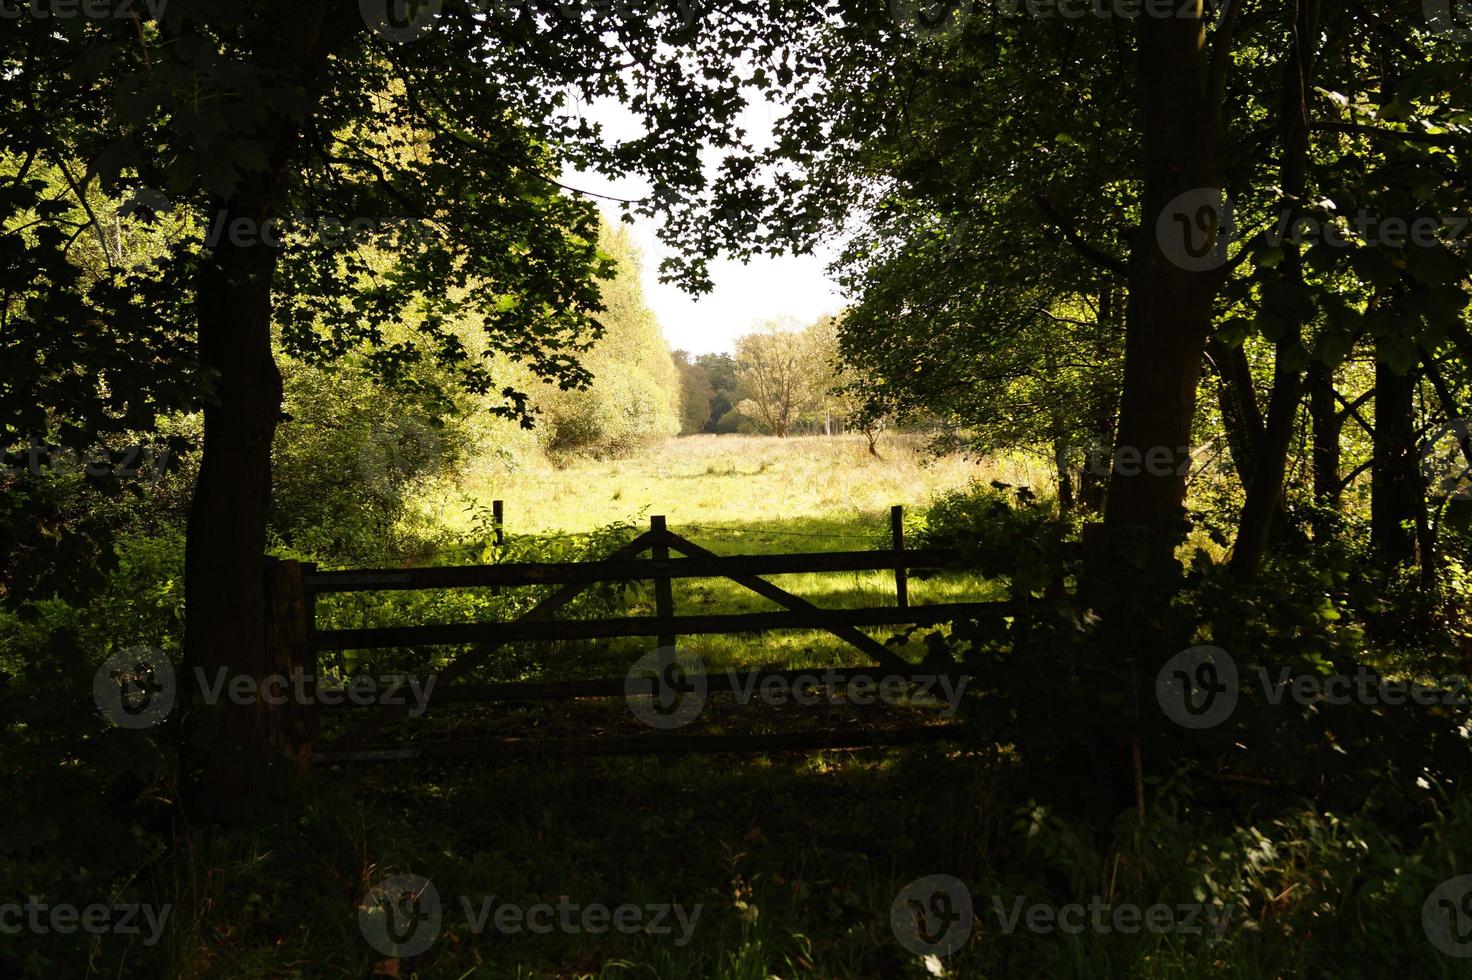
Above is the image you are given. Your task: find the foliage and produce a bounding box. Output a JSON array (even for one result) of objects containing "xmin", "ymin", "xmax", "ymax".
[{"xmin": 536, "ymin": 226, "xmax": 681, "ymax": 458}]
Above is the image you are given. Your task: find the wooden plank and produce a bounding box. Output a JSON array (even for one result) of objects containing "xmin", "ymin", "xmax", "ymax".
[
  {"xmin": 312, "ymin": 665, "xmax": 973, "ymax": 708},
  {"xmin": 309, "ymin": 601, "xmax": 1012, "ymax": 652},
  {"xmin": 313, "ymin": 724, "xmax": 972, "ymax": 764},
  {"xmin": 300, "ymin": 549, "xmax": 961, "ymax": 593},
  {"xmin": 662, "ymin": 530, "xmax": 915, "ymax": 672}
]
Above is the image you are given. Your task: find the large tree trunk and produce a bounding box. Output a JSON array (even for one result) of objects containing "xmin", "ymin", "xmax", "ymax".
[
  {"xmin": 1099, "ymin": 3, "xmax": 1231, "ymax": 571},
  {"xmin": 1371, "ymin": 343, "xmax": 1422, "ymax": 569},
  {"xmin": 177, "ymin": 3, "xmax": 356, "ymax": 823},
  {"xmin": 181, "ymin": 215, "xmax": 285, "ymax": 822}
]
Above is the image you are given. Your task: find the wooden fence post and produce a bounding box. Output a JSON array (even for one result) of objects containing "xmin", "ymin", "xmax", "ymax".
[
  {"xmin": 493, "ymin": 499, "xmax": 505, "ymax": 547},
  {"xmin": 264, "ymin": 558, "xmax": 318, "ymax": 770},
  {"xmin": 651, "ymin": 516, "xmax": 676, "ymax": 653},
  {"xmin": 891, "ymin": 505, "xmax": 909, "ymax": 609}
]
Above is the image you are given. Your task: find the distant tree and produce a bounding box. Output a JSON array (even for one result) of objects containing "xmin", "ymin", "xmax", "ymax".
[
  {"xmin": 733, "ymin": 320, "xmax": 823, "ymax": 437},
  {"xmin": 695, "ymin": 352, "xmax": 738, "ymax": 432},
  {"xmin": 538, "ymin": 226, "xmax": 681, "ymax": 457},
  {"xmin": 672, "ymin": 350, "xmax": 716, "ymax": 435}
]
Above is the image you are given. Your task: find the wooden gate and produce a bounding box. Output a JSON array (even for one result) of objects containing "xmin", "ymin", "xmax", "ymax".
[{"xmin": 265, "ymin": 508, "xmax": 1018, "ymax": 765}]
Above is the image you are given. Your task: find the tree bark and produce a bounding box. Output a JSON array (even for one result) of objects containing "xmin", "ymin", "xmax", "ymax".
[
  {"xmin": 1099, "ymin": 3, "xmax": 1232, "ymax": 571},
  {"xmin": 1308, "ymin": 359, "xmax": 1341, "ymax": 507},
  {"xmin": 1371, "ymin": 343, "xmax": 1422, "ymax": 568},
  {"xmin": 179, "ymin": 2, "xmax": 358, "ymax": 823},
  {"xmin": 1207, "ymin": 336, "xmax": 1264, "ymax": 488},
  {"xmin": 1228, "ymin": 0, "xmax": 1320, "ymax": 580},
  {"xmin": 181, "ymin": 212, "xmax": 286, "ymax": 821}
]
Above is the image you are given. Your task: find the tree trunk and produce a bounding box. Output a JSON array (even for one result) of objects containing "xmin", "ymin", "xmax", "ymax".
[
  {"xmin": 181, "ymin": 214, "xmax": 285, "ymax": 822},
  {"xmin": 1228, "ymin": 0, "xmax": 1320, "ymax": 580},
  {"xmin": 1207, "ymin": 336, "xmax": 1263, "ymax": 489},
  {"xmin": 1371, "ymin": 345, "xmax": 1422, "ymax": 568},
  {"xmin": 177, "ymin": 4, "xmax": 356, "ymax": 823},
  {"xmin": 1308, "ymin": 359, "xmax": 1342, "ymax": 507},
  {"xmin": 1100, "ymin": 4, "xmax": 1230, "ymax": 571},
  {"xmin": 1054, "ymin": 436, "xmax": 1076, "ymax": 515}
]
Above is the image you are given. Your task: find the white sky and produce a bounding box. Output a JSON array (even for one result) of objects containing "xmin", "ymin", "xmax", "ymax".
[{"xmin": 560, "ymin": 91, "xmax": 846, "ymax": 355}]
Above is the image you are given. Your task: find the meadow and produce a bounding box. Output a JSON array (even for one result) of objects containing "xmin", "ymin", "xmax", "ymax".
[{"xmin": 423, "ymin": 433, "xmax": 1047, "ymax": 673}]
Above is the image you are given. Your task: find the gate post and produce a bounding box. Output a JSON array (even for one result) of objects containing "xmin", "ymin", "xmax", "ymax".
[{"xmin": 264, "ymin": 558, "xmax": 318, "ymax": 770}]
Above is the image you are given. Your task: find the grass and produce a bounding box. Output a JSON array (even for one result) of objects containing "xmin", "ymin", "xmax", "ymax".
[
  {"xmin": 447, "ymin": 432, "xmax": 1046, "ymax": 536},
  {"xmin": 416, "ymin": 433, "xmax": 1046, "ymax": 674},
  {"xmin": 136, "ymin": 436, "xmax": 1472, "ymax": 979}
]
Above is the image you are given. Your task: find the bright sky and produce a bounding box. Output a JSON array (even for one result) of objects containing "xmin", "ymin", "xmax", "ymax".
[{"xmin": 561, "ymin": 92, "xmax": 846, "ymax": 356}]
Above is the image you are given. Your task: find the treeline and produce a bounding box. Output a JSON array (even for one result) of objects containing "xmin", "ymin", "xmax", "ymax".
[{"xmin": 673, "ymin": 315, "xmax": 885, "ymax": 444}]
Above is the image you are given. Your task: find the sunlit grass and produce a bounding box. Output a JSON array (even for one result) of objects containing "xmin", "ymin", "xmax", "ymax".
[
  {"xmin": 441, "ymin": 432, "xmax": 1050, "ymax": 536},
  {"xmin": 414, "ymin": 434, "xmax": 1042, "ymax": 673}
]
